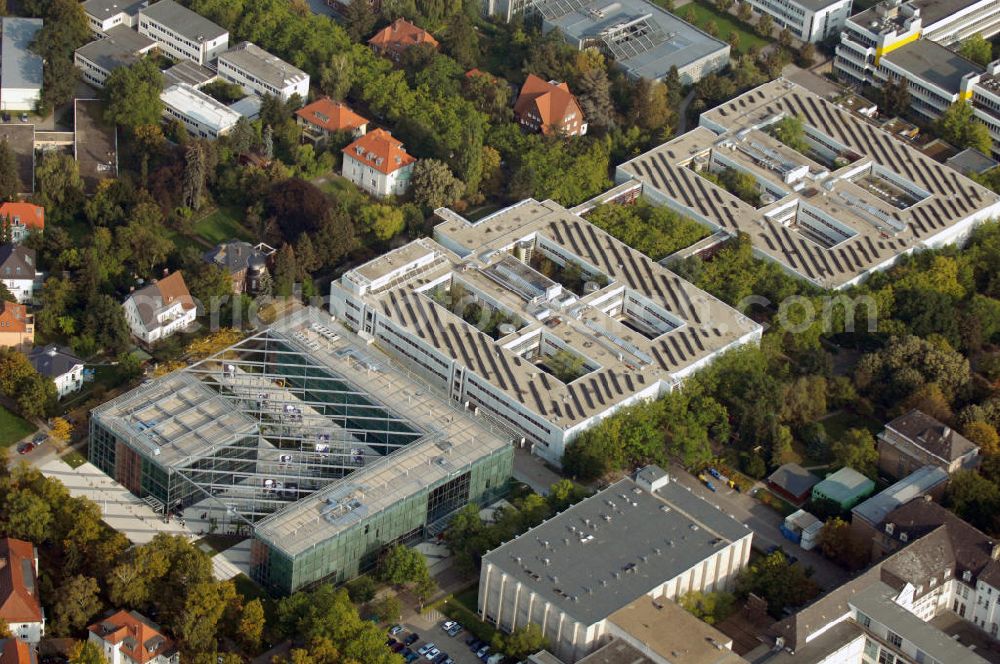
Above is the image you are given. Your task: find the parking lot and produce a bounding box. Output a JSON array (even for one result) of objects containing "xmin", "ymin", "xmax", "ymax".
[{"xmin": 391, "ymin": 615, "xmax": 499, "ymax": 664}]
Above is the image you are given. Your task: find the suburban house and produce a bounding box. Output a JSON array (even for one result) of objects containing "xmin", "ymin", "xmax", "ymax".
[
  {"xmin": 0, "ymin": 203, "xmax": 43, "ymax": 244},
  {"xmin": 202, "ymin": 241, "xmax": 275, "ymax": 294},
  {"xmin": 0, "ymin": 301, "xmax": 33, "ymax": 348},
  {"xmin": 88, "ymin": 610, "xmax": 178, "ymax": 664},
  {"xmin": 28, "ymin": 346, "xmax": 85, "ymax": 399},
  {"xmin": 878, "ymin": 409, "xmax": 981, "ymax": 479},
  {"xmin": 341, "ymin": 129, "xmax": 416, "ymax": 197},
  {"xmin": 295, "ymin": 98, "xmax": 368, "ymax": 143},
  {"xmin": 513, "ymin": 74, "xmax": 586, "ymax": 136},
  {"xmin": 0, "ymin": 245, "xmax": 42, "ymax": 304},
  {"xmin": 368, "ymin": 18, "xmax": 438, "ymax": 61},
  {"xmin": 0, "ymin": 538, "xmax": 43, "ymax": 644},
  {"xmin": 0, "ymin": 639, "xmax": 33, "ymax": 664},
  {"xmin": 123, "ymin": 271, "xmax": 197, "ymax": 344}
]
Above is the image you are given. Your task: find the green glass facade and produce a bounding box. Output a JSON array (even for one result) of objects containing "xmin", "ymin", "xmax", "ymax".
[{"xmin": 251, "ymin": 444, "xmax": 513, "ymax": 595}]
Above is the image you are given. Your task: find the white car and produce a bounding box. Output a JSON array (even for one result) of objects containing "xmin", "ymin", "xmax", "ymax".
[
  {"xmin": 441, "ymin": 621, "xmax": 456, "ymax": 632},
  {"xmin": 425, "ymin": 648, "xmax": 440, "ymax": 661},
  {"xmin": 418, "ymin": 644, "xmax": 436, "ymax": 656}
]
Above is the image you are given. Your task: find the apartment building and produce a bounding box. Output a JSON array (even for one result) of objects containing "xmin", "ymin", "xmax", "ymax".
[
  {"xmin": 217, "ymin": 42, "xmax": 309, "ymax": 102},
  {"xmin": 160, "ymin": 83, "xmax": 241, "ymax": 138},
  {"xmin": 81, "ymin": 0, "xmax": 146, "ymax": 33},
  {"xmin": 479, "ymin": 466, "xmax": 752, "ymax": 663},
  {"xmin": 329, "ymin": 200, "xmax": 760, "ymax": 463},
  {"xmin": 617, "ymin": 78, "xmax": 1000, "ymax": 289},
  {"xmin": 74, "ymin": 26, "xmax": 157, "ymax": 88},
  {"xmin": 122, "ymin": 271, "xmax": 196, "ymax": 344},
  {"xmin": 745, "ymin": 0, "xmax": 852, "ymax": 42},
  {"xmin": 138, "ymin": 0, "xmax": 228, "ymax": 65}
]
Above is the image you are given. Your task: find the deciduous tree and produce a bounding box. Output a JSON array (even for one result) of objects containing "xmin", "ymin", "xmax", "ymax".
[{"xmin": 102, "ymin": 58, "xmax": 164, "ymax": 129}]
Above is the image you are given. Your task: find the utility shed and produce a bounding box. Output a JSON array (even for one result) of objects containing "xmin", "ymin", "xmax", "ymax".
[{"xmin": 812, "ymin": 467, "xmax": 875, "ymax": 510}]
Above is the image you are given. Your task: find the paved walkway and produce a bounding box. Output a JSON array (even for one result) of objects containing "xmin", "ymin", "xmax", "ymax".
[
  {"xmin": 38, "ymin": 458, "xmax": 194, "ymax": 544},
  {"xmin": 512, "ymin": 446, "xmax": 563, "ymax": 495}
]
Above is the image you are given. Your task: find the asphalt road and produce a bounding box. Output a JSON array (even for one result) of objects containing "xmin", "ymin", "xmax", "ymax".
[{"xmin": 668, "ymin": 464, "xmax": 851, "ymax": 591}]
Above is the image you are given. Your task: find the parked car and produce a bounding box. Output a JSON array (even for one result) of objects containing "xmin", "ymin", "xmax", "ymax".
[
  {"xmin": 405, "ymin": 634, "xmax": 420, "ymax": 646},
  {"xmin": 425, "ymin": 648, "xmax": 440, "ymax": 660},
  {"xmin": 447, "ymin": 624, "xmax": 463, "ymax": 637},
  {"xmin": 391, "ymin": 643, "xmax": 405, "ymax": 653},
  {"xmin": 32, "ymin": 433, "xmax": 47, "ymax": 444},
  {"xmin": 418, "ymin": 644, "xmax": 435, "ymax": 656},
  {"xmin": 441, "ymin": 659, "xmax": 454, "ymax": 664},
  {"xmin": 476, "ymin": 646, "xmax": 490, "ymax": 659},
  {"xmin": 19, "ymin": 113, "xmax": 28, "ymax": 123},
  {"xmin": 465, "ymin": 636, "xmax": 478, "ymax": 647},
  {"xmin": 17, "ymin": 442, "xmax": 34, "ymax": 455},
  {"xmin": 469, "ymin": 640, "xmax": 484, "ymax": 652},
  {"xmin": 441, "ymin": 621, "xmax": 457, "ymax": 632},
  {"xmin": 432, "ymin": 653, "xmax": 448, "ymax": 664},
  {"xmin": 404, "ymin": 651, "xmax": 419, "ymax": 663},
  {"xmin": 1, "ymin": 113, "xmax": 9, "ymax": 122},
  {"xmin": 390, "ymin": 625, "xmax": 404, "ymax": 636},
  {"xmin": 487, "ymin": 654, "xmax": 504, "ymax": 664}
]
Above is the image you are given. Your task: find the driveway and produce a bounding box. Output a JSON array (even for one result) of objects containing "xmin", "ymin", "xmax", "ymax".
[
  {"xmin": 668, "ymin": 465, "xmax": 851, "ymax": 591},
  {"xmin": 396, "ymin": 613, "xmax": 486, "ymax": 664}
]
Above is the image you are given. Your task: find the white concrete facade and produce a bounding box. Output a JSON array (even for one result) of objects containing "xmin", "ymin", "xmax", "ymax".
[
  {"xmin": 123, "ymin": 293, "xmax": 196, "ymax": 344},
  {"xmin": 216, "ymin": 42, "xmax": 309, "ymax": 102},
  {"xmin": 160, "ymin": 83, "xmax": 240, "ymax": 138},
  {"xmin": 138, "ymin": 1, "xmax": 228, "ymax": 65},
  {"xmin": 747, "ymin": 0, "xmax": 852, "ymax": 42},
  {"xmin": 341, "ymin": 152, "xmax": 414, "ymax": 197}
]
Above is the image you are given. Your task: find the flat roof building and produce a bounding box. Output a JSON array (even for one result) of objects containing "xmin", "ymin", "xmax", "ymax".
[
  {"xmin": 74, "ymin": 26, "xmax": 157, "ymax": 88},
  {"xmin": 479, "ymin": 466, "xmax": 752, "ymax": 662},
  {"xmin": 744, "ymin": 0, "xmax": 851, "ymax": 42},
  {"xmin": 139, "ymin": 0, "xmax": 228, "ymax": 64},
  {"xmin": 90, "ymin": 307, "xmax": 512, "ymax": 595},
  {"xmin": 812, "ymin": 467, "xmax": 875, "ymax": 509},
  {"xmin": 530, "ymin": 0, "xmax": 729, "ymax": 84},
  {"xmin": 81, "ymin": 0, "xmax": 146, "ymax": 33},
  {"xmin": 74, "ymin": 99, "xmax": 118, "ymax": 193},
  {"xmin": 0, "ymin": 19, "xmax": 43, "ymax": 112},
  {"xmin": 160, "ymin": 83, "xmax": 241, "ymax": 138},
  {"xmin": 217, "ymin": 42, "xmax": 309, "ymax": 102},
  {"xmin": 330, "ymin": 200, "xmax": 760, "ymax": 464},
  {"xmin": 616, "ymin": 78, "xmax": 1000, "ymax": 289},
  {"xmin": 851, "ymin": 466, "xmax": 949, "ymax": 545}
]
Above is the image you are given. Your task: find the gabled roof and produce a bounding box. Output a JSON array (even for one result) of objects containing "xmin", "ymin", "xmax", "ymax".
[
  {"xmin": 766, "ymin": 463, "xmax": 819, "ymax": 497},
  {"xmin": 884, "ymin": 409, "xmax": 980, "ymax": 461},
  {"xmin": 125, "ymin": 271, "xmax": 196, "ymax": 332},
  {"xmin": 343, "ymin": 129, "xmax": 415, "ymax": 175},
  {"xmin": 0, "ymin": 245, "xmax": 36, "ymax": 280},
  {"xmin": 0, "ymin": 639, "xmax": 34, "ymax": 664},
  {"xmin": 368, "ymin": 18, "xmax": 438, "ymax": 53},
  {"xmin": 0, "ymin": 301, "xmax": 30, "ymax": 333},
  {"xmin": 89, "ymin": 610, "xmax": 175, "ymax": 664},
  {"xmin": 0, "ymin": 203, "xmax": 43, "ymax": 232},
  {"xmin": 514, "ymin": 74, "xmax": 583, "ymax": 135},
  {"xmin": 0, "ymin": 539, "xmax": 41, "ymax": 625},
  {"xmin": 295, "ymin": 97, "xmax": 368, "ymax": 133},
  {"xmin": 203, "ymin": 241, "xmax": 274, "ymax": 274},
  {"xmin": 28, "ymin": 345, "xmax": 83, "ymax": 378}
]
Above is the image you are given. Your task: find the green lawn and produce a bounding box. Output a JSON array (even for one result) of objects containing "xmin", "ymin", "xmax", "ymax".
[
  {"xmin": 0, "ymin": 406, "xmax": 35, "ymax": 447},
  {"xmin": 669, "ymin": 2, "xmax": 769, "ymax": 54},
  {"xmin": 820, "ymin": 410, "xmax": 882, "ymax": 442},
  {"xmin": 191, "ymin": 206, "xmax": 254, "ymax": 244},
  {"xmin": 61, "ymin": 450, "xmax": 87, "ymax": 469}
]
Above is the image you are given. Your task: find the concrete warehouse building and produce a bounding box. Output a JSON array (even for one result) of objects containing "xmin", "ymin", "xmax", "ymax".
[
  {"xmin": 479, "ymin": 466, "xmax": 752, "ymax": 663},
  {"xmin": 329, "ymin": 199, "xmax": 761, "ymax": 464},
  {"xmin": 616, "ymin": 78, "xmax": 1000, "ymax": 289},
  {"xmin": 89, "ymin": 307, "xmax": 513, "ymax": 595}
]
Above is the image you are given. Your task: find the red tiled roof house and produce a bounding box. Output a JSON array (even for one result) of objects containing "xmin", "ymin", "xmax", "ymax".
[
  {"xmin": 0, "ymin": 204, "xmax": 43, "ymax": 244},
  {"xmin": 514, "ymin": 74, "xmax": 587, "ymax": 136},
  {"xmin": 88, "ymin": 610, "xmax": 178, "ymax": 664},
  {"xmin": 0, "ymin": 301, "xmax": 33, "ymax": 348},
  {"xmin": 295, "ymin": 97, "xmax": 369, "ymax": 143},
  {"xmin": 0, "ymin": 539, "xmax": 44, "ymax": 644},
  {"xmin": 341, "ymin": 128, "xmax": 416, "ymax": 197},
  {"xmin": 368, "ymin": 18, "xmax": 438, "ymax": 61}
]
